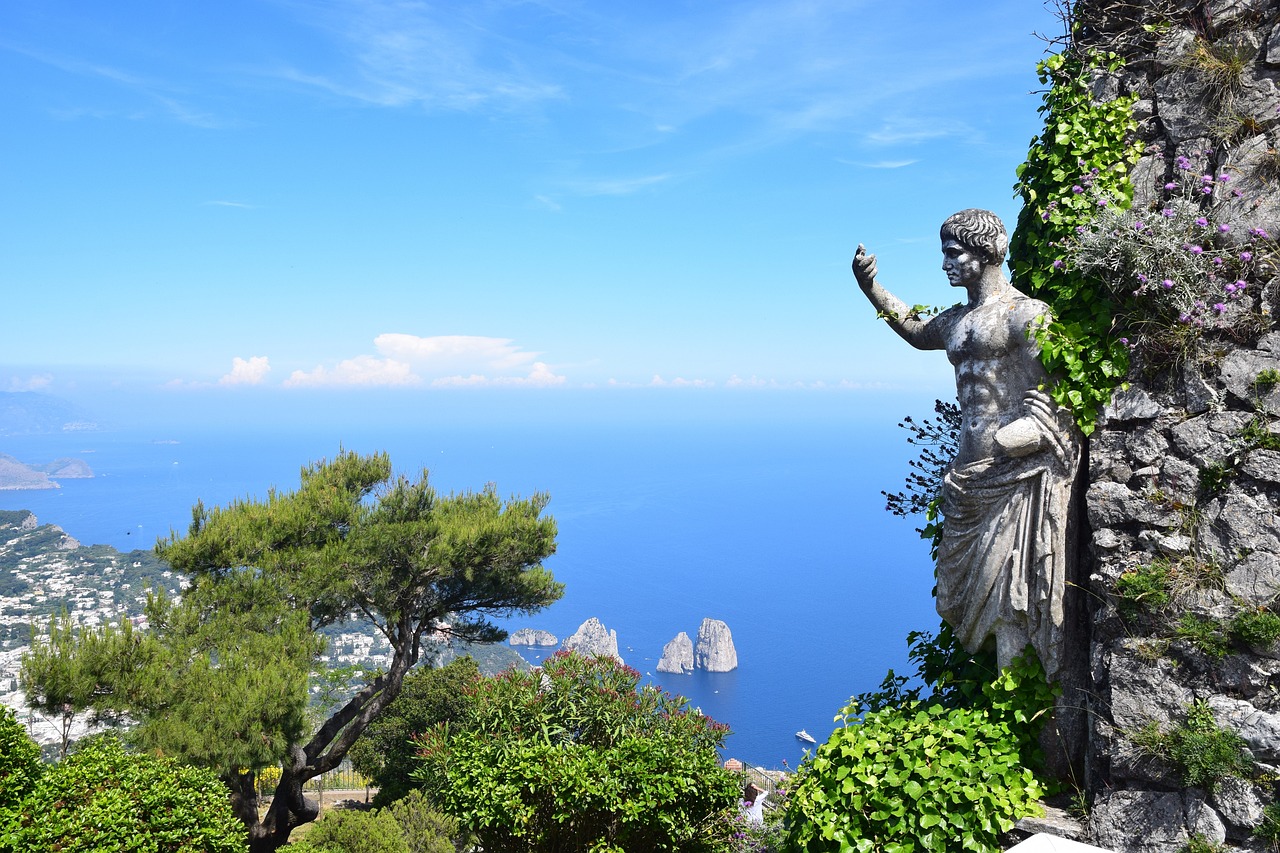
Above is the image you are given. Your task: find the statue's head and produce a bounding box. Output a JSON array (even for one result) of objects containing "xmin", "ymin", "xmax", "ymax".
[{"xmin": 939, "ymin": 209, "xmax": 1007, "ymax": 267}]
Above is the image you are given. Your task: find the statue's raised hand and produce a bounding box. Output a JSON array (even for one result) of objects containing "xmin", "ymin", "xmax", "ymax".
[{"xmin": 852, "ymin": 244, "xmax": 878, "ymax": 291}]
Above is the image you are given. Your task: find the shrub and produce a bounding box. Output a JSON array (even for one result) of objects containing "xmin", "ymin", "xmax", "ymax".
[
  {"xmin": 384, "ymin": 790, "xmax": 458, "ymax": 853},
  {"xmin": 298, "ymin": 808, "xmax": 409, "ymax": 853},
  {"xmin": 1231, "ymin": 609, "xmax": 1280, "ymax": 648},
  {"xmin": 0, "ymin": 707, "xmax": 40, "ymax": 813},
  {"xmin": 1134, "ymin": 703, "xmax": 1252, "ymax": 791},
  {"xmin": 8, "ymin": 735, "xmax": 245, "ymax": 853},
  {"xmin": 784, "ymin": 702, "xmax": 1043, "ymax": 853},
  {"xmin": 412, "ymin": 651, "xmax": 739, "ymax": 853}
]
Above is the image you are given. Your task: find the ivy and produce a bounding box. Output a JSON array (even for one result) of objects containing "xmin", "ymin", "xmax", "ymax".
[{"xmin": 1010, "ymin": 49, "xmax": 1143, "ymax": 434}]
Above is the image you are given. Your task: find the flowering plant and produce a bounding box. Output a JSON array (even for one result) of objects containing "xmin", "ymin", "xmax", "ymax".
[{"xmin": 1060, "ymin": 155, "xmax": 1276, "ymax": 362}]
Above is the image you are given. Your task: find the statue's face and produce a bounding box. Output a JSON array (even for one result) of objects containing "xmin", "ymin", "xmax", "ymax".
[{"xmin": 941, "ymin": 239, "xmax": 983, "ymax": 288}]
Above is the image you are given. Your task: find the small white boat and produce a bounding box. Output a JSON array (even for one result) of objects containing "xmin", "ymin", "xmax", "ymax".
[{"xmin": 796, "ymin": 729, "xmax": 816, "ymax": 744}]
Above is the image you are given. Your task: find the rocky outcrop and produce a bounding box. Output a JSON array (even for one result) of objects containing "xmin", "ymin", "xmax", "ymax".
[
  {"xmin": 693, "ymin": 618, "xmax": 737, "ymax": 672},
  {"xmin": 41, "ymin": 458, "xmax": 92, "ymax": 479},
  {"xmin": 656, "ymin": 632, "xmax": 694, "ymax": 674},
  {"xmin": 562, "ymin": 618, "xmax": 622, "ymax": 663},
  {"xmin": 0, "ymin": 454, "xmax": 93, "ymax": 490},
  {"xmin": 508, "ymin": 628, "xmax": 558, "ymax": 647}
]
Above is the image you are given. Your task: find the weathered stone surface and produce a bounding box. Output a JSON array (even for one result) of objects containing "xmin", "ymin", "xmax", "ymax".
[
  {"xmin": 656, "ymin": 631, "xmax": 693, "ymax": 674},
  {"xmin": 1087, "ymin": 481, "xmax": 1180, "ymax": 529},
  {"xmin": 1104, "ymin": 387, "xmax": 1164, "ymax": 423},
  {"xmin": 1241, "ymin": 448, "xmax": 1280, "ymax": 483},
  {"xmin": 562, "ymin": 617, "xmax": 622, "ymax": 662},
  {"xmin": 1157, "ymin": 456, "xmax": 1199, "ymax": 508},
  {"xmin": 508, "ymin": 628, "xmax": 558, "ymax": 647},
  {"xmin": 1201, "ymin": 487, "xmax": 1280, "ymax": 562},
  {"xmin": 1180, "ymin": 361, "xmax": 1220, "ymax": 414},
  {"xmin": 1155, "ymin": 68, "xmax": 1217, "ymax": 142},
  {"xmin": 693, "ymin": 618, "xmax": 737, "ymax": 672},
  {"xmin": 1219, "ymin": 347, "xmax": 1280, "ymax": 411},
  {"xmin": 1168, "ymin": 411, "xmax": 1253, "ymax": 467},
  {"xmin": 1182, "ymin": 790, "xmax": 1227, "ymax": 845},
  {"xmin": 1208, "ymin": 695, "xmax": 1280, "ymax": 762},
  {"xmin": 1089, "ymin": 791, "xmax": 1189, "ymax": 852},
  {"xmin": 1226, "ymin": 551, "xmax": 1280, "ymax": 604},
  {"xmin": 1217, "ymin": 134, "xmax": 1280, "ymax": 245},
  {"xmin": 1210, "ymin": 775, "xmax": 1266, "ymax": 831},
  {"xmin": 1108, "ymin": 645, "xmax": 1194, "ymax": 732},
  {"xmin": 1127, "ymin": 426, "xmax": 1169, "ymax": 466}
]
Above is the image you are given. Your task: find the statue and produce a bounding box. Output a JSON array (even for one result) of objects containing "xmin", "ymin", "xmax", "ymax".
[{"xmin": 853, "ymin": 209, "xmax": 1079, "ymax": 680}]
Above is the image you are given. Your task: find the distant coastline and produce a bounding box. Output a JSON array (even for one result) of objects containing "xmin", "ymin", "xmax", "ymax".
[{"xmin": 0, "ymin": 454, "xmax": 94, "ymax": 490}]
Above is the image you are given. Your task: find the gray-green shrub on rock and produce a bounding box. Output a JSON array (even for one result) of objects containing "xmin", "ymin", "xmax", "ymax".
[
  {"xmin": 9, "ymin": 735, "xmax": 245, "ymax": 853},
  {"xmin": 785, "ymin": 702, "xmax": 1043, "ymax": 853}
]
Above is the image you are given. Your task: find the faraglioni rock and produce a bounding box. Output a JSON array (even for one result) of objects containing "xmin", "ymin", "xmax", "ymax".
[
  {"xmin": 693, "ymin": 618, "xmax": 737, "ymax": 672},
  {"xmin": 562, "ymin": 617, "xmax": 622, "ymax": 663},
  {"xmin": 656, "ymin": 631, "xmax": 694, "ymax": 674},
  {"xmin": 508, "ymin": 628, "xmax": 558, "ymax": 647}
]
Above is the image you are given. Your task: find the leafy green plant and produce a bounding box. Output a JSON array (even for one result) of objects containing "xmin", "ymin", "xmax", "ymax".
[
  {"xmin": 1133, "ymin": 703, "xmax": 1252, "ymax": 790},
  {"xmin": 1199, "ymin": 462, "xmax": 1234, "ymax": 495},
  {"xmin": 1230, "ymin": 608, "xmax": 1280, "ymax": 648},
  {"xmin": 882, "ymin": 400, "xmax": 960, "ymax": 555},
  {"xmin": 1114, "ymin": 563, "xmax": 1172, "ymax": 616},
  {"xmin": 7, "ymin": 735, "xmax": 246, "ymax": 853},
  {"xmin": 383, "ymin": 790, "xmax": 459, "ymax": 853},
  {"xmin": 1183, "ymin": 833, "xmax": 1229, "ymax": 853},
  {"xmin": 412, "ymin": 651, "xmax": 739, "ymax": 853},
  {"xmin": 1175, "ymin": 614, "xmax": 1229, "ymax": 659},
  {"xmin": 1010, "ymin": 49, "xmax": 1142, "ymax": 435},
  {"xmin": 1255, "ymin": 800, "xmax": 1280, "ymax": 846},
  {"xmin": 1243, "ymin": 415, "xmax": 1280, "ymax": 451},
  {"xmin": 785, "ymin": 701, "xmax": 1043, "ymax": 853},
  {"xmin": 1254, "ymin": 368, "xmax": 1280, "ymax": 394}
]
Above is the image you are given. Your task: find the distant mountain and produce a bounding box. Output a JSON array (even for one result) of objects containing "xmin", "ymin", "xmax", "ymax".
[
  {"xmin": 0, "ymin": 392, "xmax": 98, "ymax": 436},
  {"xmin": 0, "ymin": 454, "xmax": 94, "ymax": 490}
]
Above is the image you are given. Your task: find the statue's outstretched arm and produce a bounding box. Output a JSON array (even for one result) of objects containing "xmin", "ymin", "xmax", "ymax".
[{"xmin": 853, "ymin": 244, "xmax": 942, "ymax": 351}]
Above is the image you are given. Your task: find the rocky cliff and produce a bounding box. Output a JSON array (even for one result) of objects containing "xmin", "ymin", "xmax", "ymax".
[
  {"xmin": 693, "ymin": 618, "xmax": 737, "ymax": 672},
  {"xmin": 508, "ymin": 628, "xmax": 558, "ymax": 647},
  {"xmin": 657, "ymin": 631, "xmax": 694, "ymax": 674},
  {"xmin": 1065, "ymin": 3, "xmax": 1280, "ymax": 850},
  {"xmin": 561, "ymin": 617, "xmax": 622, "ymax": 663}
]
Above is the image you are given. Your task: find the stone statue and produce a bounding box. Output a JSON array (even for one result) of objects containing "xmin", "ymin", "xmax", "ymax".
[{"xmin": 853, "ymin": 209, "xmax": 1079, "ymax": 679}]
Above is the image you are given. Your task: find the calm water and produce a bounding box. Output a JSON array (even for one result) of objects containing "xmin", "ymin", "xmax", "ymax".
[{"xmin": 1, "ymin": 402, "xmax": 939, "ymax": 766}]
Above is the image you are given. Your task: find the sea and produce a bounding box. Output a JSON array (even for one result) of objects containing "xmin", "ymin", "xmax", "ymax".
[{"xmin": 0, "ymin": 389, "xmax": 942, "ymax": 769}]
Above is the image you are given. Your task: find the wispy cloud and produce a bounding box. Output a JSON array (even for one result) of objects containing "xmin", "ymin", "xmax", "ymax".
[
  {"xmin": 7, "ymin": 374, "xmax": 53, "ymax": 392},
  {"xmin": 837, "ymin": 158, "xmax": 919, "ymax": 170},
  {"xmin": 569, "ymin": 173, "xmax": 673, "ymax": 196},
  {"xmin": 284, "ymin": 355, "xmax": 418, "ymax": 388},
  {"xmin": 203, "ymin": 200, "xmax": 256, "ymax": 209},
  {"xmin": 219, "ymin": 356, "xmax": 271, "ymax": 386}
]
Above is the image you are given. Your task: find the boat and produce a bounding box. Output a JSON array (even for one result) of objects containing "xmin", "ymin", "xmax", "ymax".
[{"xmin": 795, "ymin": 729, "xmax": 816, "ymax": 744}]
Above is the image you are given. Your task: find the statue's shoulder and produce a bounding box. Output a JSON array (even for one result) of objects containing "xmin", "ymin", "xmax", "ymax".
[{"xmin": 1008, "ymin": 290, "xmax": 1052, "ymax": 322}]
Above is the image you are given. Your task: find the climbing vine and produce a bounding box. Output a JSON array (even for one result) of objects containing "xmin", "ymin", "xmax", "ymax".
[{"xmin": 1010, "ymin": 49, "xmax": 1143, "ymax": 434}]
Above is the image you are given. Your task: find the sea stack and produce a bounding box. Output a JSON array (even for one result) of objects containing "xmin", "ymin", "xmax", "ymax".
[
  {"xmin": 508, "ymin": 628, "xmax": 558, "ymax": 647},
  {"xmin": 693, "ymin": 618, "xmax": 738, "ymax": 672},
  {"xmin": 562, "ymin": 617, "xmax": 622, "ymax": 663},
  {"xmin": 656, "ymin": 631, "xmax": 694, "ymax": 674}
]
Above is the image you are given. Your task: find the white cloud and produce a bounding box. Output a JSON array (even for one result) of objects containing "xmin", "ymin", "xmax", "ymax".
[
  {"xmin": 373, "ymin": 334, "xmax": 539, "ymax": 371},
  {"xmin": 8, "ymin": 374, "xmax": 53, "ymax": 391},
  {"xmin": 203, "ymin": 200, "xmax": 256, "ymax": 209},
  {"xmin": 284, "ymin": 356, "xmax": 419, "ymax": 388},
  {"xmin": 219, "ymin": 356, "xmax": 271, "ymax": 386},
  {"xmin": 649, "ymin": 374, "xmax": 714, "ymax": 388},
  {"xmin": 571, "ymin": 174, "xmax": 673, "ymax": 197},
  {"xmin": 431, "ymin": 362, "xmax": 566, "ymax": 388}
]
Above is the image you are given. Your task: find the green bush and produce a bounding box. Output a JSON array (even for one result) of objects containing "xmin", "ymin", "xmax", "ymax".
[
  {"xmin": 0, "ymin": 707, "xmax": 41, "ymax": 813},
  {"xmin": 1134, "ymin": 703, "xmax": 1252, "ymax": 791},
  {"xmin": 784, "ymin": 702, "xmax": 1043, "ymax": 853},
  {"xmin": 384, "ymin": 790, "xmax": 458, "ymax": 853},
  {"xmin": 300, "ymin": 808, "xmax": 410, "ymax": 853},
  {"xmin": 1114, "ymin": 563, "xmax": 1172, "ymax": 616},
  {"xmin": 1230, "ymin": 609, "xmax": 1280, "ymax": 648},
  {"xmin": 413, "ymin": 651, "xmax": 739, "ymax": 853},
  {"xmin": 8, "ymin": 735, "xmax": 245, "ymax": 853}
]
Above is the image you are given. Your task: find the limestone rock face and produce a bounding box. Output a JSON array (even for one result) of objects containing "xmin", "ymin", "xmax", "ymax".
[
  {"xmin": 562, "ymin": 618, "xmax": 621, "ymax": 662},
  {"xmin": 508, "ymin": 628, "xmax": 558, "ymax": 647},
  {"xmin": 693, "ymin": 618, "xmax": 737, "ymax": 672},
  {"xmin": 656, "ymin": 632, "xmax": 693, "ymax": 674}
]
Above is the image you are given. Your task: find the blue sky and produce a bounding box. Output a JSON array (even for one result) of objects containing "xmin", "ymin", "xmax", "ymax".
[{"xmin": 3, "ymin": 0, "xmax": 1063, "ymax": 409}]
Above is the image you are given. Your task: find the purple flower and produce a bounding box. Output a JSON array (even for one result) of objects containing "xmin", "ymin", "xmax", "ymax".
[
  {"xmin": 1219, "ymin": 224, "xmax": 1231, "ymax": 233},
  {"xmin": 1233, "ymin": 189, "xmax": 1243, "ymax": 198},
  {"xmin": 1214, "ymin": 302, "xmax": 1227, "ymax": 314},
  {"xmin": 1202, "ymin": 175, "xmax": 1215, "ymax": 185},
  {"xmin": 1162, "ymin": 208, "xmax": 1176, "ymax": 218},
  {"xmin": 1251, "ymin": 228, "xmax": 1270, "ymax": 239},
  {"xmin": 1241, "ymin": 251, "xmax": 1254, "ymax": 262},
  {"xmin": 1137, "ymin": 273, "xmax": 1148, "ymax": 284},
  {"xmin": 1213, "ymin": 257, "xmax": 1224, "ymax": 266},
  {"xmin": 1189, "ymin": 245, "xmax": 1204, "ymax": 255},
  {"xmin": 1219, "ymin": 174, "xmax": 1232, "ymax": 182},
  {"xmin": 1119, "ymin": 337, "xmax": 1129, "ymax": 345},
  {"xmin": 1042, "ymin": 211, "xmax": 1051, "ymax": 221},
  {"xmin": 1196, "ymin": 217, "xmax": 1209, "ymax": 227},
  {"xmin": 1235, "ymin": 279, "xmax": 1247, "ymax": 290},
  {"xmin": 1165, "ymin": 182, "xmax": 1179, "ymax": 191},
  {"xmin": 1053, "ymin": 259, "xmax": 1065, "ymax": 269},
  {"xmin": 1072, "ymin": 185, "xmax": 1084, "ymax": 194},
  {"xmin": 1179, "ymin": 312, "xmax": 1192, "ymax": 324},
  {"xmin": 1202, "ymin": 186, "xmax": 1213, "ymax": 195},
  {"xmin": 1162, "ymin": 279, "xmax": 1175, "ymax": 290},
  {"xmin": 1177, "ymin": 156, "xmax": 1193, "ymax": 170},
  {"xmin": 1097, "ymin": 198, "xmax": 1109, "ymax": 208},
  {"xmin": 1133, "ymin": 221, "xmax": 1145, "ymax": 230}
]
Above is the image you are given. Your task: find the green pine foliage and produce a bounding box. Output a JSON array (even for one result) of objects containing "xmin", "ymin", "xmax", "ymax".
[
  {"xmin": 19, "ymin": 449, "xmax": 561, "ymax": 852},
  {"xmin": 5, "ymin": 736, "xmax": 245, "ymax": 853},
  {"xmin": 0, "ymin": 707, "xmax": 41, "ymax": 847},
  {"xmin": 411, "ymin": 651, "xmax": 740, "ymax": 853}
]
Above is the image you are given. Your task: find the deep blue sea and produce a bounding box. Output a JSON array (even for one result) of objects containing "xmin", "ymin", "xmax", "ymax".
[{"xmin": 1, "ymin": 393, "xmax": 940, "ymax": 768}]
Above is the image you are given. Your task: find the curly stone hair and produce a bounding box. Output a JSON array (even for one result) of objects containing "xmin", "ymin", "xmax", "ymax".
[{"xmin": 940, "ymin": 209, "xmax": 1008, "ymax": 266}]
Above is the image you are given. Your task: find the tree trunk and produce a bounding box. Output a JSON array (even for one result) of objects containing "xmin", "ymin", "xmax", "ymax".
[{"xmin": 243, "ymin": 747, "xmax": 319, "ymax": 853}]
